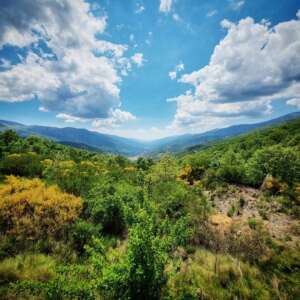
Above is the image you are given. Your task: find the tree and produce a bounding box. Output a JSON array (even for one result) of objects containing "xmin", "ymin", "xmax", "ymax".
[
  {"xmin": 136, "ymin": 157, "xmax": 154, "ymax": 171},
  {"xmin": 85, "ymin": 182, "xmax": 126, "ymax": 235},
  {"xmin": 43, "ymin": 160, "xmax": 99, "ymax": 196},
  {"xmin": 0, "ymin": 152, "xmax": 42, "ymax": 177},
  {"xmin": 246, "ymin": 145, "xmax": 300, "ymax": 186},
  {"xmin": 217, "ymin": 150, "xmax": 246, "ymax": 184},
  {"xmin": 127, "ymin": 212, "xmax": 166, "ymax": 300},
  {"xmin": 147, "ymin": 154, "xmax": 178, "ymax": 183},
  {"xmin": 69, "ymin": 220, "xmax": 101, "ymax": 255},
  {"xmin": 0, "ymin": 130, "xmax": 19, "ymax": 146}
]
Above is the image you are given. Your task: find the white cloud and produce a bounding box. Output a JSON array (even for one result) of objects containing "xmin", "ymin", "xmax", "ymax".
[
  {"xmin": 93, "ymin": 125, "xmax": 172, "ymax": 140},
  {"xmin": 207, "ymin": 10, "xmax": 218, "ymax": 17},
  {"xmin": 169, "ymin": 71, "xmax": 177, "ymax": 80},
  {"xmin": 229, "ymin": 0, "xmax": 245, "ymax": 11},
  {"xmin": 221, "ymin": 19, "xmax": 234, "ymax": 29},
  {"xmin": 159, "ymin": 0, "xmax": 173, "ymax": 14},
  {"xmin": 39, "ymin": 107, "xmax": 49, "ymax": 112},
  {"xmin": 0, "ymin": 0, "xmax": 137, "ymax": 124},
  {"xmin": 131, "ymin": 53, "xmax": 144, "ymax": 67},
  {"xmin": 135, "ymin": 3, "xmax": 145, "ymax": 14},
  {"xmin": 287, "ymin": 98, "xmax": 300, "ymax": 109},
  {"xmin": 56, "ymin": 113, "xmax": 87, "ymax": 123},
  {"xmin": 169, "ymin": 11, "xmax": 300, "ymax": 133},
  {"xmin": 169, "ymin": 62, "xmax": 184, "ymax": 80},
  {"xmin": 92, "ymin": 109, "xmax": 136, "ymax": 129}
]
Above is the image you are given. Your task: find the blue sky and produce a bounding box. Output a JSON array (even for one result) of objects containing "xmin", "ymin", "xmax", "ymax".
[{"xmin": 0, "ymin": 0, "xmax": 299, "ymax": 139}]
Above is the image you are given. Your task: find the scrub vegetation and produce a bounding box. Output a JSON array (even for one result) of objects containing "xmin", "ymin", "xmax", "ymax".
[{"xmin": 0, "ymin": 118, "xmax": 299, "ymax": 299}]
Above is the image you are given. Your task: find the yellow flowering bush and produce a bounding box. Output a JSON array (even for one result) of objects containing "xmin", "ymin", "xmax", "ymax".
[{"xmin": 0, "ymin": 176, "xmax": 82, "ymax": 240}]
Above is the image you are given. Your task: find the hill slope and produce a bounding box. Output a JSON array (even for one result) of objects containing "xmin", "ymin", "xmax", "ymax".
[
  {"xmin": 0, "ymin": 121, "xmax": 146, "ymax": 156},
  {"xmin": 0, "ymin": 111, "xmax": 299, "ymax": 156},
  {"xmin": 148, "ymin": 112, "xmax": 300, "ymax": 153}
]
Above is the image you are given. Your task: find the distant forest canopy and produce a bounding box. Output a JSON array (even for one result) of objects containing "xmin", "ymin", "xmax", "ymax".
[
  {"xmin": 1, "ymin": 111, "xmax": 299, "ymax": 156},
  {"xmin": 0, "ymin": 117, "xmax": 299, "ymax": 299}
]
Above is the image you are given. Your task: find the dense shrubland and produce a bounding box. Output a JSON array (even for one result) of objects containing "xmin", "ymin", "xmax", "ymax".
[{"xmin": 0, "ymin": 119, "xmax": 299, "ymax": 299}]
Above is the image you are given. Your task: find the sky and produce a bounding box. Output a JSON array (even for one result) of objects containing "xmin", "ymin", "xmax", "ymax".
[{"xmin": 0, "ymin": 0, "xmax": 299, "ymax": 140}]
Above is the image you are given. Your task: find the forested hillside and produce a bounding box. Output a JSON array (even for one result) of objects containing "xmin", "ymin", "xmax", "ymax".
[
  {"xmin": 1, "ymin": 111, "xmax": 299, "ymax": 156},
  {"xmin": 0, "ymin": 118, "xmax": 299, "ymax": 299}
]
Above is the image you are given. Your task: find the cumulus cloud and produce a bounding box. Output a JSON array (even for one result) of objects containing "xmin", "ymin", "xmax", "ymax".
[
  {"xmin": 92, "ymin": 109, "xmax": 136, "ymax": 129},
  {"xmin": 0, "ymin": 0, "xmax": 137, "ymax": 123},
  {"xmin": 169, "ymin": 11, "xmax": 300, "ymax": 133},
  {"xmin": 131, "ymin": 53, "xmax": 144, "ymax": 67},
  {"xmin": 169, "ymin": 62, "xmax": 184, "ymax": 80},
  {"xmin": 287, "ymin": 98, "xmax": 300, "ymax": 109},
  {"xmin": 159, "ymin": 0, "xmax": 173, "ymax": 14}
]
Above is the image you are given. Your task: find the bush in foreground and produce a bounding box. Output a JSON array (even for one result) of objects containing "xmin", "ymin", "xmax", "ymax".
[{"xmin": 0, "ymin": 176, "xmax": 82, "ymax": 241}]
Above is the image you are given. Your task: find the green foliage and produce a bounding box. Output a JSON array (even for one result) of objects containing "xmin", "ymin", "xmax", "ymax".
[
  {"xmin": 1, "ymin": 152, "xmax": 42, "ymax": 177},
  {"xmin": 217, "ymin": 150, "xmax": 246, "ymax": 184},
  {"xmin": 227, "ymin": 203, "xmax": 236, "ymax": 217},
  {"xmin": 11, "ymin": 265, "xmax": 97, "ymax": 300},
  {"xmin": 126, "ymin": 213, "xmax": 167, "ymax": 300},
  {"xmin": 43, "ymin": 160, "xmax": 100, "ymax": 196},
  {"xmin": 0, "ymin": 118, "xmax": 299, "ymax": 299},
  {"xmin": 246, "ymin": 145, "xmax": 300, "ymax": 186},
  {"xmin": 183, "ymin": 118, "xmax": 300, "ymax": 191},
  {"xmin": 69, "ymin": 220, "xmax": 101, "ymax": 255},
  {"xmin": 85, "ymin": 182, "xmax": 126, "ymax": 235},
  {"xmin": 0, "ymin": 130, "xmax": 19, "ymax": 149},
  {"xmin": 260, "ymin": 245, "xmax": 300, "ymax": 299},
  {"xmin": 248, "ymin": 218, "xmax": 257, "ymax": 229},
  {"xmin": 136, "ymin": 157, "xmax": 154, "ymax": 171},
  {"xmin": 164, "ymin": 249, "xmax": 272, "ymax": 300},
  {"xmin": 0, "ymin": 254, "xmax": 55, "ymax": 285},
  {"xmin": 147, "ymin": 154, "xmax": 179, "ymax": 183}
]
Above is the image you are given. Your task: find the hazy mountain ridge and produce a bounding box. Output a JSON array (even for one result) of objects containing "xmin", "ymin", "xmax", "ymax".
[
  {"xmin": 0, "ymin": 111, "xmax": 299, "ymax": 156},
  {"xmin": 0, "ymin": 122, "xmax": 147, "ymax": 156},
  {"xmin": 149, "ymin": 111, "xmax": 300, "ymax": 154}
]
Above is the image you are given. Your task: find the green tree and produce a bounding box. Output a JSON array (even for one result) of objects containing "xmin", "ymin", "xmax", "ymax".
[
  {"xmin": 217, "ymin": 150, "xmax": 246, "ymax": 184},
  {"xmin": 0, "ymin": 130, "xmax": 19, "ymax": 146},
  {"xmin": 0, "ymin": 152, "xmax": 42, "ymax": 177},
  {"xmin": 247, "ymin": 145, "xmax": 300, "ymax": 186},
  {"xmin": 85, "ymin": 182, "xmax": 126, "ymax": 235},
  {"xmin": 127, "ymin": 212, "xmax": 166, "ymax": 300}
]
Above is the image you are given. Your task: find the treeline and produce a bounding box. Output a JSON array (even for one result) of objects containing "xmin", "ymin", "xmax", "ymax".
[
  {"xmin": 0, "ymin": 119, "xmax": 299, "ymax": 299},
  {"xmin": 180, "ymin": 118, "xmax": 300, "ymax": 216}
]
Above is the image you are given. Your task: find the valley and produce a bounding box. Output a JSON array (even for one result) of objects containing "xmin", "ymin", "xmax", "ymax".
[
  {"xmin": 1, "ymin": 111, "xmax": 299, "ymax": 156},
  {"xmin": 0, "ymin": 117, "xmax": 299, "ymax": 299}
]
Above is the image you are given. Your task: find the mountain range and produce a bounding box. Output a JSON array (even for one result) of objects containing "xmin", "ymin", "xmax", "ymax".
[{"xmin": 0, "ymin": 112, "xmax": 299, "ymax": 156}]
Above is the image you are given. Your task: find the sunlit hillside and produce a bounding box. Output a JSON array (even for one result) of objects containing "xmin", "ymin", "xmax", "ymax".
[{"xmin": 0, "ymin": 117, "xmax": 299, "ymax": 299}]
